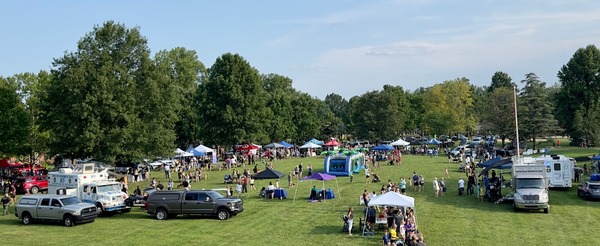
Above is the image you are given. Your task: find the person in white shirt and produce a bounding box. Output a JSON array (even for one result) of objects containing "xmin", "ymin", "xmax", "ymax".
[
  {"xmin": 458, "ymin": 177, "xmax": 465, "ymax": 196},
  {"xmin": 267, "ymin": 182, "xmax": 276, "ymax": 199}
]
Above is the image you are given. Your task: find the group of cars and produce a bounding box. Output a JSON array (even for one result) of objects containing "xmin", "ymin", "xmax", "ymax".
[{"xmin": 14, "ymin": 187, "xmax": 244, "ymax": 227}]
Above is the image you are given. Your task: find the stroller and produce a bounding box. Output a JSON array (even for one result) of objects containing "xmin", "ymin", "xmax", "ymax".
[
  {"xmin": 341, "ymin": 215, "xmax": 354, "ymax": 233},
  {"xmin": 224, "ymin": 174, "xmax": 234, "ymax": 184}
]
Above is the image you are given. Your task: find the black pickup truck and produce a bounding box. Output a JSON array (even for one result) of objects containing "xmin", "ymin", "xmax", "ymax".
[{"xmin": 145, "ymin": 190, "xmax": 243, "ymax": 220}]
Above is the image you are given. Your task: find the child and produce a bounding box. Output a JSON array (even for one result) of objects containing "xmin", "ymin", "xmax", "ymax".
[{"xmin": 236, "ymin": 182, "xmax": 243, "ymax": 198}]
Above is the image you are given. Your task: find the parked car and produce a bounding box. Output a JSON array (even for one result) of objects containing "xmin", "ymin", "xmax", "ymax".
[
  {"xmin": 14, "ymin": 175, "xmax": 48, "ymax": 194},
  {"xmin": 15, "ymin": 195, "xmax": 97, "ymax": 226},
  {"xmin": 450, "ymin": 146, "xmax": 466, "ymax": 157},
  {"xmin": 577, "ymin": 181, "xmax": 600, "ymax": 200},
  {"xmin": 145, "ymin": 190, "xmax": 243, "ymax": 220},
  {"xmin": 471, "ymin": 137, "xmax": 483, "ymax": 145}
]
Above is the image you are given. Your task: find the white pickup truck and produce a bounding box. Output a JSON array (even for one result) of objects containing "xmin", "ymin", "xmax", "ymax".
[{"xmin": 15, "ymin": 195, "xmax": 97, "ymax": 226}]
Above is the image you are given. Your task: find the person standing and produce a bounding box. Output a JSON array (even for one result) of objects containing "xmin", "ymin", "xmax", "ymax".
[
  {"xmin": 2, "ymin": 193, "xmax": 11, "ymax": 216},
  {"xmin": 346, "ymin": 207, "xmax": 354, "ymax": 236},
  {"xmin": 458, "ymin": 177, "xmax": 465, "ymax": 196},
  {"xmin": 412, "ymin": 172, "xmax": 419, "ymax": 191},
  {"xmin": 400, "ymin": 177, "xmax": 407, "ymax": 195},
  {"xmin": 419, "ymin": 175, "xmax": 425, "ymax": 192},
  {"xmin": 433, "ymin": 177, "xmax": 440, "ymax": 197},
  {"xmin": 307, "ymin": 164, "xmax": 313, "ymax": 177},
  {"xmin": 440, "ymin": 178, "xmax": 446, "ymax": 196}
]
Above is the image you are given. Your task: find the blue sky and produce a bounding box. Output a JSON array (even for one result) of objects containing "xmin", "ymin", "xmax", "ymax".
[{"xmin": 2, "ymin": 0, "xmax": 600, "ymax": 99}]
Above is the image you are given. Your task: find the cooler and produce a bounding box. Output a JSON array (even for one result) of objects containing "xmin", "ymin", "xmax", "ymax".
[{"xmin": 591, "ymin": 174, "xmax": 600, "ymax": 181}]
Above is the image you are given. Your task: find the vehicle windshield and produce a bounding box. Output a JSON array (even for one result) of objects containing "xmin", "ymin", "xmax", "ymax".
[
  {"xmin": 60, "ymin": 197, "xmax": 82, "ymax": 206},
  {"xmin": 516, "ymin": 178, "xmax": 544, "ymax": 189},
  {"xmin": 97, "ymin": 184, "xmax": 121, "ymax": 193},
  {"xmin": 589, "ymin": 184, "xmax": 600, "ymax": 189},
  {"xmin": 208, "ymin": 190, "xmax": 225, "ymax": 199}
]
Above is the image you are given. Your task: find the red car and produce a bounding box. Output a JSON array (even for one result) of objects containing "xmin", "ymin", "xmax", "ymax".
[{"xmin": 14, "ymin": 175, "xmax": 48, "ymax": 194}]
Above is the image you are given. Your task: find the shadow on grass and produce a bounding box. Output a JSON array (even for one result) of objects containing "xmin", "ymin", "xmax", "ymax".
[{"xmin": 310, "ymin": 225, "xmax": 343, "ymax": 235}]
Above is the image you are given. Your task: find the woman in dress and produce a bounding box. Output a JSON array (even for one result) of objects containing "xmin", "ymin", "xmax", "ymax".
[
  {"xmin": 433, "ymin": 177, "xmax": 440, "ymax": 197},
  {"xmin": 346, "ymin": 207, "xmax": 354, "ymax": 236}
]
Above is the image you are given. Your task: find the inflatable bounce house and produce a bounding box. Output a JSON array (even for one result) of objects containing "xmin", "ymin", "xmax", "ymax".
[{"xmin": 324, "ymin": 152, "xmax": 365, "ymax": 176}]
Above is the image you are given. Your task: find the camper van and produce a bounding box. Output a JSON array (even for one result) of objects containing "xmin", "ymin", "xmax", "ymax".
[
  {"xmin": 48, "ymin": 163, "xmax": 129, "ymax": 215},
  {"xmin": 536, "ymin": 155, "xmax": 574, "ymax": 188}
]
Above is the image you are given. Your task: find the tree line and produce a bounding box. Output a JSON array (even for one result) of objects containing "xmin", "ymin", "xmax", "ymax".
[{"xmin": 1, "ymin": 21, "xmax": 598, "ymax": 163}]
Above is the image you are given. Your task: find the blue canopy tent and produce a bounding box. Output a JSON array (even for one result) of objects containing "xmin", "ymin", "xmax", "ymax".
[
  {"xmin": 371, "ymin": 145, "xmax": 395, "ymax": 151},
  {"xmin": 592, "ymin": 155, "xmax": 600, "ymax": 161},
  {"xmin": 479, "ymin": 158, "xmax": 512, "ymax": 176},
  {"xmin": 307, "ymin": 138, "xmax": 324, "ymax": 146},
  {"xmin": 279, "ymin": 141, "xmax": 294, "ymax": 148},
  {"xmin": 186, "ymin": 146, "xmax": 205, "ymax": 156},
  {"xmin": 477, "ymin": 157, "xmax": 510, "ymax": 168}
]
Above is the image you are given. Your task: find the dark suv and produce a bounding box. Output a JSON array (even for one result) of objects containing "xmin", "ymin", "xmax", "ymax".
[
  {"xmin": 577, "ymin": 181, "xmax": 600, "ymax": 200},
  {"xmin": 145, "ymin": 190, "xmax": 243, "ymax": 220},
  {"xmin": 15, "ymin": 175, "xmax": 48, "ymax": 194}
]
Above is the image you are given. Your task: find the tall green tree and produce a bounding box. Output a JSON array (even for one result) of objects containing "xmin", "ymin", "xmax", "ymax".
[
  {"xmin": 519, "ymin": 73, "xmax": 559, "ymax": 149},
  {"xmin": 291, "ymin": 93, "xmax": 321, "ymax": 142},
  {"xmin": 556, "ymin": 44, "xmax": 600, "ymax": 145},
  {"xmin": 154, "ymin": 47, "xmax": 206, "ymax": 148},
  {"xmin": 488, "ymin": 71, "xmax": 514, "ymax": 93},
  {"xmin": 10, "ymin": 71, "xmax": 52, "ymax": 163},
  {"xmin": 0, "ymin": 76, "xmax": 30, "ymax": 156},
  {"xmin": 196, "ymin": 53, "xmax": 268, "ymax": 145},
  {"xmin": 421, "ymin": 78, "xmax": 474, "ymax": 136},
  {"xmin": 481, "ymin": 86, "xmax": 515, "ymax": 145},
  {"xmin": 324, "ymin": 93, "xmax": 349, "ymax": 123},
  {"xmin": 262, "ymin": 73, "xmax": 296, "ymax": 141},
  {"xmin": 39, "ymin": 21, "xmax": 177, "ymax": 163}
]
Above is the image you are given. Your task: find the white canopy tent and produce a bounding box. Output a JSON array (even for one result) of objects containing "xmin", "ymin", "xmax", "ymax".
[
  {"xmin": 194, "ymin": 144, "xmax": 215, "ymax": 155},
  {"xmin": 299, "ymin": 142, "xmax": 322, "ymax": 149},
  {"xmin": 363, "ymin": 192, "xmax": 417, "ymax": 237},
  {"xmin": 174, "ymin": 148, "xmax": 193, "ymax": 157},
  {"xmin": 368, "ymin": 191, "xmax": 414, "ymax": 207},
  {"xmin": 390, "ymin": 139, "xmax": 410, "ymax": 147}
]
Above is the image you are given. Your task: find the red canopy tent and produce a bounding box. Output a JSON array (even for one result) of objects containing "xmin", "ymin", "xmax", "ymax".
[
  {"xmin": 323, "ymin": 139, "xmax": 341, "ymax": 146},
  {"xmin": 235, "ymin": 143, "xmax": 260, "ymax": 151},
  {"xmin": 0, "ymin": 158, "xmax": 19, "ymax": 168}
]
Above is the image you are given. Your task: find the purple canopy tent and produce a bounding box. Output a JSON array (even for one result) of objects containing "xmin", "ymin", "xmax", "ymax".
[{"xmin": 293, "ymin": 173, "xmax": 340, "ymax": 202}]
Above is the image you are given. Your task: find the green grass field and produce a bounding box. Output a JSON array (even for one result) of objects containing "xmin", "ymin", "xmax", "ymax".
[{"xmin": 2, "ymin": 145, "xmax": 600, "ymax": 246}]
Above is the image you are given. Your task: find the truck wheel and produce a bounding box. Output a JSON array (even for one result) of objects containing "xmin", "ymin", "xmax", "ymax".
[
  {"xmin": 217, "ymin": 209, "xmax": 230, "ymax": 220},
  {"xmin": 21, "ymin": 212, "xmax": 33, "ymax": 225},
  {"xmin": 544, "ymin": 208, "xmax": 549, "ymax": 213},
  {"xmin": 96, "ymin": 203, "xmax": 104, "ymax": 216},
  {"xmin": 155, "ymin": 208, "xmax": 168, "ymax": 220},
  {"xmin": 64, "ymin": 215, "xmax": 75, "ymax": 227},
  {"xmin": 30, "ymin": 186, "xmax": 39, "ymax": 194},
  {"xmin": 512, "ymin": 202, "xmax": 519, "ymax": 212}
]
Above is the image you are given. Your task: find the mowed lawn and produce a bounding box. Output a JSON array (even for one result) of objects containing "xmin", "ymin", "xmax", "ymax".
[{"xmin": 1, "ymin": 146, "xmax": 600, "ymax": 246}]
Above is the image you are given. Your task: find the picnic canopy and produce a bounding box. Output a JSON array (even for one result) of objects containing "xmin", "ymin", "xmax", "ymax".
[
  {"xmin": 390, "ymin": 139, "xmax": 410, "ymax": 146},
  {"xmin": 194, "ymin": 144, "xmax": 215, "ymax": 154},
  {"xmin": 186, "ymin": 146, "xmax": 206, "ymax": 157},
  {"xmin": 323, "ymin": 139, "xmax": 341, "ymax": 146},
  {"xmin": 592, "ymin": 155, "xmax": 600, "ymax": 161},
  {"xmin": 279, "ymin": 141, "xmax": 294, "ymax": 148},
  {"xmin": 307, "ymin": 138, "xmax": 324, "ymax": 145},
  {"xmin": 368, "ymin": 191, "xmax": 415, "ymax": 207},
  {"xmin": 425, "ymin": 138, "xmax": 442, "ymax": 145},
  {"xmin": 175, "ymin": 148, "xmax": 194, "ymax": 158},
  {"xmin": 264, "ymin": 142, "xmax": 285, "ymax": 148},
  {"xmin": 477, "ymin": 157, "xmax": 510, "ymax": 168},
  {"xmin": 236, "ymin": 143, "xmax": 261, "ymax": 151},
  {"xmin": 0, "ymin": 158, "xmax": 19, "ymax": 168},
  {"xmin": 479, "ymin": 158, "xmax": 513, "ymax": 176},
  {"xmin": 253, "ymin": 168, "xmax": 286, "ymax": 180},
  {"xmin": 294, "ymin": 172, "xmax": 340, "ymax": 202},
  {"xmin": 371, "ymin": 144, "xmax": 394, "ymax": 151},
  {"xmin": 299, "ymin": 142, "xmax": 322, "ymax": 149}
]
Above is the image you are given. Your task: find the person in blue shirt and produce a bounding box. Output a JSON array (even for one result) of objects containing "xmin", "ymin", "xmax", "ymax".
[{"xmin": 382, "ymin": 228, "xmax": 391, "ymax": 245}]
